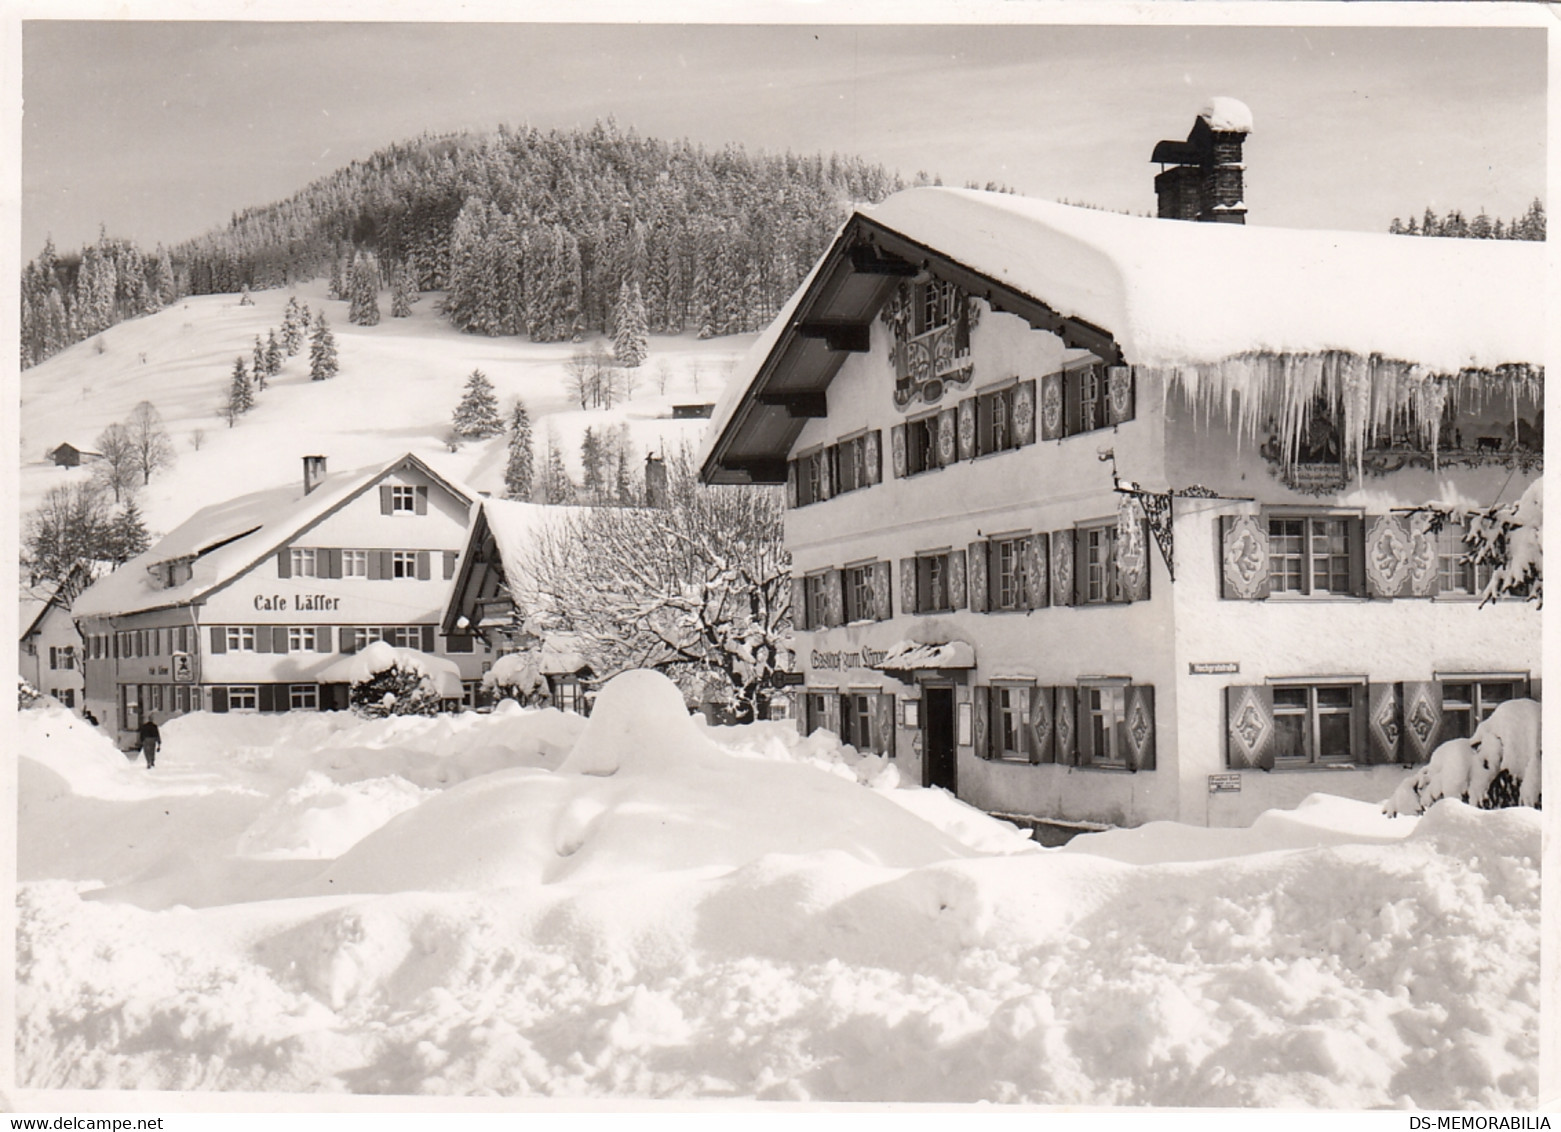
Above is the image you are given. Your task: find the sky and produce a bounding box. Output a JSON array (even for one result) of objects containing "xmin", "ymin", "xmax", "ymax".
[{"xmin": 16, "ymin": 10, "xmax": 1549, "ymax": 260}]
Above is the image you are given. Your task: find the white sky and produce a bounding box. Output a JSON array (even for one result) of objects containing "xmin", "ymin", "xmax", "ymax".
[{"xmin": 14, "ymin": 6, "xmax": 1550, "ymax": 258}]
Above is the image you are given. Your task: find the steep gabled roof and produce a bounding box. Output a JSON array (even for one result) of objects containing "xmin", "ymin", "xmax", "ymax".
[
  {"xmin": 72, "ymin": 453, "xmax": 475, "ymax": 620},
  {"xmin": 701, "ymin": 187, "xmax": 1544, "ymax": 485},
  {"xmin": 441, "ymin": 498, "xmax": 586, "ymax": 635}
]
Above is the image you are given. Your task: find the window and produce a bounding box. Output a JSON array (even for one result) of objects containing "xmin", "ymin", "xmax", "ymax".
[
  {"xmin": 289, "ymin": 684, "xmax": 319, "ymax": 711},
  {"xmin": 831, "ymin": 433, "xmax": 878, "ymax": 496},
  {"xmin": 793, "ymin": 449, "xmax": 830, "ymax": 507},
  {"xmin": 462, "ymin": 680, "xmax": 482, "ymax": 709},
  {"xmin": 1436, "ymin": 524, "xmax": 1495, "ymax": 597},
  {"xmin": 392, "ymin": 551, "xmax": 418, "ymax": 579},
  {"xmin": 556, "ymin": 681, "xmax": 582, "ymax": 714},
  {"xmin": 288, "ymin": 627, "xmax": 317, "ymax": 651},
  {"xmin": 977, "ymin": 386, "xmax": 1017, "ymax": 455},
  {"xmin": 844, "ymin": 564, "xmax": 877, "ymax": 622},
  {"xmin": 915, "ymin": 554, "xmax": 952, "ymax": 613},
  {"xmin": 1081, "ymin": 524, "xmax": 1120, "ymax": 604},
  {"xmin": 386, "ymin": 626, "xmax": 422, "ymax": 648},
  {"xmin": 995, "ymin": 687, "xmax": 1026, "ymax": 760},
  {"xmin": 840, "ymin": 691, "xmax": 874, "ymax": 750},
  {"xmin": 390, "ymin": 485, "xmax": 417, "ymax": 513},
  {"xmin": 350, "ymin": 627, "xmax": 386, "ymax": 651},
  {"xmin": 915, "ymin": 278, "xmax": 958, "ymax": 336},
  {"xmin": 52, "ymin": 689, "xmax": 75, "ymax": 707},
  {"xmin": 805, "ymin": 573, "xmax": 831, "ymax": 628},
  {"xmin": 225, "ymin": 626, "xmax": 256, "ymax": 652},
  {"xmin": 1082, "ymin": 683, "xmax": 1129, "ymax": 767},
  {"xmin": 1440, "ymin": 678, "xmax": 1521, "ymax": 740},
  {"xmin": 1269, "ymin": 516, "xmax": 1354, "ymax": 595},
  {"xmin": 906, "ymin": 415, "xmax": 940, "ymax": 475},
  {"xmin": 1076, "ymin": 365, "xmax": 1105, "ymax": 433},
  {"xmin": 992, "ymin": 537, "xmax": 1029, "ymax": 610},
  {"xmin": 290, "ymin": 548, "xmax": 318, "ymax": 577},
  {"xmin": 227, "ymin": 686, "xmax": 259, "ymax": 712},
  {"xmin": 342, "ymin": 549, "xmax": 369, "ymax": 578},
  {"xmin": 1272, "ymin": 683, "xmax": 1358, "ymax": 765}
]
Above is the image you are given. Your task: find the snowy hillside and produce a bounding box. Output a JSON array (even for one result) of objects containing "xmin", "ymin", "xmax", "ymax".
[
  {"xmin": 16, "ymin": 672, "xmax": 1540, "ymax": 1106},
  {"xmin": 19, "ymin": 280, "xmax": 752, "ymax": 539}
]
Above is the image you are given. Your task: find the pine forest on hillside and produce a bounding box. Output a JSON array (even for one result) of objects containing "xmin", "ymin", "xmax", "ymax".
[{"xmin": 20, "ymin": 121, "xmax": 905, "ymax": 369}]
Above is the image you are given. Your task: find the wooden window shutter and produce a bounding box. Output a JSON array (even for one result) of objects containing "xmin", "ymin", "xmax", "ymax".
[
  {"xmin": 211, "ymin": 686, "xmax": 229, "ymax": 713},
  {"xmin": 1012, "ymin": 684, "xmax": 1032, "ymax": 760},
  {"xmin": 380, "ymin": 485, "xmax": 393, "ymax": 514},
  {"xmin": 864, "ymin": 431, "xmax": 882, "ymax": 486},
  {"xmin": 340, "ymin": 627, "xmax": 357, "ymax": 654},
  {"xmin": 1220, "ymin": 514, "xmax": 1272, "ymax": 600},
  {"xmin": 792, "ymin": 577, "xmax": 808, "ymax": 631},
  {"xmin": 260, "ymin": 684, "xmax": 279, "ymax": 713},
  {"xmin": 1073, "ymin": 528, "xmax": 1088, "ymax": 605},
  {"xmin": 1054, "ymin": 685, "xmax": 1077, "ymax": 765},
  {"xmin": 972, "ymin": 686, "xmax": 990, "ymax": 759},
  {"xmin": 417, "ymin": 551, "xmax": 431, "ymax": 580},
  {"xmin": 1400, "ymin": 680, "xmax": 1443, "ymax": 764},
  {"xmin": 968, "ymin": 541, "xmax": 989, "ymax": 613},
  {"xmin": 890, "ymin": 425, "xmax": 907, "ymax": 479},
  {"xmin": 1348, "ymin": 516, "xmax": 1367, "ymax": 597},
  {"xmin": 210, "ymin": 626, "xmax": 226, "ymax": 654},
  {"xmin": 255, "ymin": 626, "xmax": 272, "ymax": 654},
  {"xmin": 327, "ymin": 548, "xmax": 342, "ymax": 579},
  {"xmin": 949, "ymin": 548, "xmax": 967, "ymax": 610},
  {"xmin": 1014, "ymin": 380, "xmax": 1037, "ymax": 446},
  {"xmin": 819, "ymin": 447, "xmax": 834, "ymax": 500},
  {"xmin": 1124, "ymin": 684, "xmax": 1155, "ymax": 771},
  {"xmin": 422, "ymin": 625, "xmax": 435, "ymax": 652},
  {"xmin": 1407, "ymin": 512, "xmax": 1440, "ymax": 597},
  {"xmin": 415, "ymin": 485, "xmax": 429, "ymax": 515},
  {"xmin": 937, "ymin": 409, "xmax": 958, "ymax": 467},
  {"xmin": 874, "ymin": 692, "xmax": 896, "ymax": 758},
  {"xmin": 899, "ymin": 559, "xmax": 918, "ymax": 616},
  {"xmin": 276, "ymin": 549, "xmax": 292, "ymax": 578},
  {"xmin": 316, "ymin": 626, "xmax": 333, "ymax": 653},
  {"xmin": 1040, "ymin": 372, "xmax": 1066, "ymax": 441},
  {"xmin": 871, "ymin": 560, "xmax": 892, "ymax": 621},
  {"xmin": 1105, "ymin": 366, "xmax": 1135, "ymax": 426},
  {"xmin": 1364, "ymin": 514, "xmax": 1412, "ymax": 599},
  {"xmin": 824, "ymin": 569, "xmax": 845, "ymax": 628},
  {"xmin": 1050, "ymin": 529, "xmax": 1075, "ymax": 606},
  {"xmin": 957, "ymin": 398, "xmax": 977, "ymax": 462},
  {"xmin": 1025, "ymin": 533, "xmax": 1049, "ymax": 609},
  {"xmin": 273, "ymin": 627, "xmax": 288, "ymax": 652},
  {"xmin": 823, "ymin": 693, "xmax": 842, "ymax": 737},
  {"xmin": 1063, "ymin": 368, "xmax": 1083, "ymax": 436},
  {"xmin": 1225, "ymin": 684, "xmax": 1276, "ymax": 770},
  {"xmin": 786, "ymin": 459, "xmax": 800, "ymax": 505},
  {"xmin": 1029, "ymin": 686, "xmax": 1056, "ymax": 764},
  {"xmin": 368, "ymin": 551, "xmax": 385, "ymax": 581},
  {"xmin": 443, "ymin": 550, "xmax": 457, "ymax": 580},
  {"xmin": 1366, "ymin": 682, "xmax": 1401, "ymax": 765},
  {"xmin": 1072, "ymin": 687, "xmax": 1096, "ymax": 766}
]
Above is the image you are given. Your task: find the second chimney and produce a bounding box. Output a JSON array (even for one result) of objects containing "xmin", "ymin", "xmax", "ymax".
[
  {"xmin": 1151, "ymin": 97, "xmax": 1251, "ymax": 224},
  {"xmin": 303, "ymin": 454, "xmax": 328, "ymax": 495}
]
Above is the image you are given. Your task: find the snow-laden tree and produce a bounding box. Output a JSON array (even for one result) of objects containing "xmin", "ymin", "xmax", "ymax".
[
  {"xmin": 451, "ymin": 368, "xmax": 504, "ymax": 439},
  {"xmin": 22, "ymin": 482, "xmax": 110, "ymax": 603},
  {"xmin": 280, "ymin": 297, "xmax": 304, "ymax": 355},
  {"xmin": 105, "ymin": 497, "xmax": 152, "ymax": 565},
  {"xmin": 227, "ymin": 356, "xmax": 255, "ymax": 421},
  {"xmin": 348, "ymin": 252, "xmax": 381, "ymax": 326},
  {"xmin": 1420, "ymin": 480, "xmax": 1542, "ymax": 607},
  {"xmin": 612, "ymin": 280, "xmax": 649, "ymax": 367},
  {"xmin": 391, "ymin": 262, "xmax": 412, "ymax": 318},
  {"xmin": 264, "ymin": 329, "xmax": 282, "ymax": 380},
  {"xmin": 92, "ymin": 422, "xmax": 139, "ymax": 503},
  {"xmin": 252, "ymin": 335, "xmax": 268, "ymax": 391},
  {"xmin": 525, "ymin": 445, "xmax": 790, "ymax": 721},
  {"xmin": 127, "ymin": 400, "xmax": 174, "ymax": 486},
  {"xmin": 542, "ymin": 431, "xmax": 574, "ymax": 504},
  {"xmin": 503, "ymin": 398, "xmax": 534, "ymax": 501},
  {"xmin": 308, "ymin": 314, "xmax": 337, "ymax": 381}
]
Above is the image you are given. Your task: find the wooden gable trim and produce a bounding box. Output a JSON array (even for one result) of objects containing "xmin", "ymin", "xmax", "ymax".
[{"xmin": 755, "ymin": 391, "xmax": 829, "ymax": 418}]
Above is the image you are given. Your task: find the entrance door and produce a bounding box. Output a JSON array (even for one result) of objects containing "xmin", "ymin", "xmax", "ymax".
[{"xmin": 924, "ymin": 686, "xmax": 957, "ymax": 792}]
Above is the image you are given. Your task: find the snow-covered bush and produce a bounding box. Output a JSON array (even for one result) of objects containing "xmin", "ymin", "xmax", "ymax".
[
  {"xmin": 350, "ymin": 663, "xmax": 443, "ymax": 719},
  {"xmin": 18, "ymin": 678, "xmax": 45, "ymax": 710},
  {"xmin": 481, "ymin": 651, "xmax": 550, "ymax": 707},
  {"xmin": 1468, "ymin": 479, "xmax": 1542, "ymax": 607},
  {"xmin": 1384, "ymin": 698, "xmax": 1541, "ymax": 815}
]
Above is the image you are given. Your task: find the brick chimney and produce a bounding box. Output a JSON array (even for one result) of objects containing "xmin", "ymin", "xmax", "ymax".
[
  {"xmin": 644, "ymin": 453, "xmax": 668, "ymax": 509},
  {"xmin": 303, "ymin": 454, "xmax": 327, "ymax": 495},
  {"xmin": 1151, "ymin": 97, "xmax": 1251, "ymax": 224}
]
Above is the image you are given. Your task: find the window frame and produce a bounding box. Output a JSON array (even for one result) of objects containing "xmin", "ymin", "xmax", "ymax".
[
  {"xmin": 915, "ymin": 552, "xmax": 952, "ymax": 614},
  {"xmin": 289, "ymin": 684, "xmax": 319, "ymax": 711},
  {"xmin": 390, "ymin": 485, "xmax": 417, "ymax": 513},
  {"xmin": 1434, "ymin": 672, "xmax": 1527, "ymax": 740},
  {"xmin": 905, "ymin": 414, "xmax": 940, "ymax": 476},
  {"xmin": 225, "ymin": 625, "xmax": 256, "ymax": 652},
  {"xmin": 804, "ymin": 572, "xmax": 831, "ymax": 628},
  {"xmin": 1266, "ymin": 512, "xmax": 1358, "ymax": 597},
  {"xmin": 993, "ymin": 684, "xmax": 1029, "ymax": 762},
  {"xmin": 287, "ymin": 626, "xmax": 317, "ymax": 652},
  {"xmin": 991, "ymin": 535, "xmax": 1029, "ymax": 611},
  {"xmin": 289, "ymin": 547, "xmax": 318, "ymax": 577},
  {"xmin": 844, "ymin": 562, "xmax": 877, "ymax": 623},
  {"xmin": 342, "ymin": 549, "xmax": 369, "ymax": 578},
  {"xmin": 976, "ymin": 382, "xmax": 1019, "ymax": 457},
  {"xmin": 1266, "ymin": 678, "xmax": 1363, "ymax": 766},
  {"xmin": 1079, "ymin": 521, "xmax": 1120, "ymax": 605},
  {"xmin": 226, "ymin": 685, "xmax": 259, "ymax": 712},
  {"xmin": 1079, "ymin": 679, "xmax": 1131, "ymax": 769},
  {"xmin": 391, "ymin": 550, "xmax": 418, "ymax": 579}
]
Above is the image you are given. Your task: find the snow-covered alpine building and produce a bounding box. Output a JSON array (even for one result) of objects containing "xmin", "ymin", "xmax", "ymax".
[
  {"xmin": 72, "ymin": 452, "xmax": 490, "ymax": 744},
  {"xmin": 699, "ymin": 179, "xmax": 1543, "ymax": 828}
]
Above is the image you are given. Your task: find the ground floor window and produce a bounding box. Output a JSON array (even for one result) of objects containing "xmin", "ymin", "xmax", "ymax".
[
  {"xmin": 120, "ymin": 684, "xmax": 139, "ymax": 731},
  {"xmin": 1439, "ymin": 677, "xmax": 1523, "ymax": 739},
  {"xmin": 227, "ymin": 686, "xmax": 259, "ymax": 712},
  {"xmin": 51, "ymin": 688, "xmax": 75, "ymax": 707},
  {"xmin": 1081, "ymin": 682, "xmax": 1130, "ymax": 767},
  {"xmin": 805, "ymin": 688, "xmax": 895, "ymax": 757},
  {"xmin": 289, "ymin": 684, "xmax": 319, "ymax": 711},
  {"xmin": 462, "ymin": 680, "xmax": 481, "ymax": 709},
  {"xmin": 555, "ymin": 680, "xmax": 583, "ymax": 714}
]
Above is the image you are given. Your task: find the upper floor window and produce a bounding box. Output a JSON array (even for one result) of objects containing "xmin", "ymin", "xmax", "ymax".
[
  {"xmin": 226, "ymin": 626, "xmax": 256, "ymax": 652},
  {"xmin": 287, "ymin": 627, "xmax": 317, "ymax": 651},
  {"xmin": 804, "ymin": 573, "xmax": 831, "ymax": 628},
  {"xmin": 391, "ymin": 551, "xmax": 419, "ymax": 579},
  {"xmin": 290, "ymin": 548, "xmax": 317, "ymax": 577},
  {"xmin": 342, "ymin": 549, "xmax": 369, "ymax": 578},
  {"xmin": 976, "ymin": 386, "xmax": 1017, "ymax": 456},
  {"xmin": 915, "ymin": 553, "xmax": 952, "ymax": 613},
  {"xmin": 905, "ymin": 415, "xmax": 939, "ymax": 475},
  {"xmin": 844, "ymin": 564, "xmax": 877, "ymax": 622},
  {"xmin": 1269, "ymin": 516, "xmax": 1353, "ymax": 596},
  {"xmin": 1081, "ymin": 523, "xmax": 1120, "ymax": 605},
  {"xmin": 1436, "ymin": 524, "xmax": 1494, "ymax": 597},
  {"xmin": 915, "ymin": 278, "xmax": 959, "ymax": 336},
  {"xmin": 390, "ymin": 485, "xmax": 417, "ymax": 513},
  {"xmin": 992, "ymin": 537, "xmax": 1029, "ymax": 610}
]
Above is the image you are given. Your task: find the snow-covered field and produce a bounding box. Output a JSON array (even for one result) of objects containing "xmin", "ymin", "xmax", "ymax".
[
  {"xmin": 16, "ymin": 671, "xmax": 1541, "ymax": 1107},
  {"xmin": 19, "ymin": 281, "xmax": 752, "ymax": 537}
]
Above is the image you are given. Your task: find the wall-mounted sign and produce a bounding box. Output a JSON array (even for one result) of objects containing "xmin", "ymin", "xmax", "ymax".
[
  {"xmin": 771, "ymin": 671, "xmax": 806, "ymax": 687},
  {"xmin": 1208, "ymin": 773, "xmax": 1242, "ymax": 794},
  {"xmin": 253, "ymin": 593, "xmax": 342, "ymax": 612},
  {"xmin": 810, "ymin": 647, "xmax": 889, "ymax": 671},
  {"xmin": 957, "ymin": 701, "xmax": 973, "ymax": 746},
  {"xmin": 1190, "ymin": 662, "xmax": 1240, "ymax": 675},
  {"xmin": 171, "ymin": 653, "xmax": 193, "ymax": 683},
  {"xmin": 902, "ymin": 699, "xmax": 920, "ymax": 728}
]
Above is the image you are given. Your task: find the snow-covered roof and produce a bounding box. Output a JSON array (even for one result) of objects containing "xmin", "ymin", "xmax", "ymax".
[
  {"xmin": 701, "ymin": 187, "xmax": 1543, "ymax": 483},
  {"xmin": 477, "ymin": 499, "xmax": 585, "ymax": 588},
  {"xmin": 873, "ymin": 640, "xmax": 977, "ymax": 671},
  {"xmin": 72, "ymin": 453, "xmax": 474, "ymax": 620},
  {"xmin": 19, "ymin": 596, "xmax": 51, "ymax": 641}
]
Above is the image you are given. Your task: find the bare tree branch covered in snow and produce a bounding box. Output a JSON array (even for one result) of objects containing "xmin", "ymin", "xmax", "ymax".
[
  {"xmin": 524, "ymin": 447, "xmax": 791, "ymax": 720},
  {"xmin": 1419, "ymin": 480, "xmax": 1542, "ymax": 607}
]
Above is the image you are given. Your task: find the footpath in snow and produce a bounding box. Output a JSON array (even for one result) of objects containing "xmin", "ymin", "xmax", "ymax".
[{"xmin": 16, "ymin": 670, "xmax": 1541, "ymax": 1107}]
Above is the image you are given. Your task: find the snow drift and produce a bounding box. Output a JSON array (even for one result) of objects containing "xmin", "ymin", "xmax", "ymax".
[{"xmin": 16, "ymin": 672, "xmax": 1541, "ymax": 1107}]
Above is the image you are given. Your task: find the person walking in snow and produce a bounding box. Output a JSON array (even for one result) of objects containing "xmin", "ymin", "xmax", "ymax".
[{"xmin": 137, "ymin": 715, "xmax": 161, "ymax": 769}]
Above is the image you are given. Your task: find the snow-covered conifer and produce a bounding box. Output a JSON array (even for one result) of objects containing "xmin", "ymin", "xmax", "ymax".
[
  {"xmin": 451, "ymin": 368, "xmax": 504, "ymax": 439},
  {"xmin": 612, "ymin": 281, "xmax": 649, "ymax": 367},
  {"xmin": 227, "ymin": 357, "xmax": 254, "ymax": 422},
  {"xmin": 503, "ymin": 398, "xmax": 535, "ymax": 501},
  {"xmin": 251, "ymin": 335, "xmax": 268, "ymax": 391},
  {"xmin": 308, "ymin": 314, "xmax": 338, "ymax": 381}
]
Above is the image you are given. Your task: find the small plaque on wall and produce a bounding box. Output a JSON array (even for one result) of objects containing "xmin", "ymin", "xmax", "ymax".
[
  {"xmin": 957, "ymin": 701, "xmax": 973, "ymax": 746},
  {"xmin": 902, "ymin": 700, "xmax": 920, "ymax": 728}
]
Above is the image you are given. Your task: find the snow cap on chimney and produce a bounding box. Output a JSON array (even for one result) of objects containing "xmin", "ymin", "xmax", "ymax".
[
  {"xmin": 303, "ymin": 454, "xmax": 328, "ymax": 495},
  {"xmin": 1200, "ymin": 96, "xmax": 1253, "ymax": 135}
]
